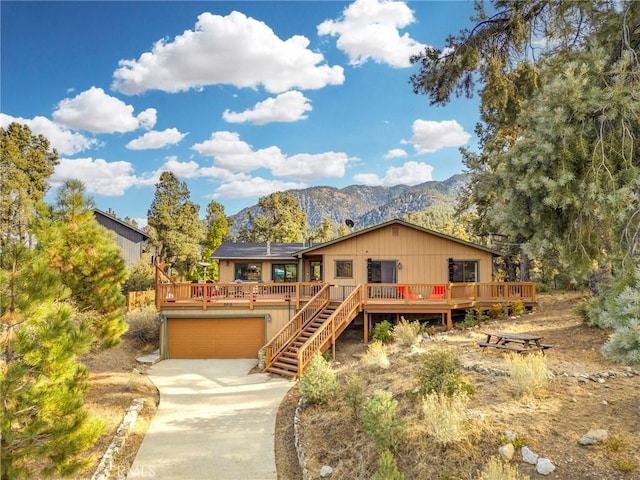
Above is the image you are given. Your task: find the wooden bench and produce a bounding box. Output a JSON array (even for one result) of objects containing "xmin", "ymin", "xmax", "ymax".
[{"xmin": 478, "ymin": 342, "xmax": 552, "ymax": 354}]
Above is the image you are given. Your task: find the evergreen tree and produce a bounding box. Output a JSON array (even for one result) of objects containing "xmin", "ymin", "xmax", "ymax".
[
  {"xmin": 0, "ymin": 238, "xmax": 103, "ymax": 480},
  {"xmin": 201, "ymin": 200, "xmax": 231, "ymax": 280},
  {"xmin": 36, "ymin": 180, "xmax": 128, "ymax": 348},
  {"xmin": 237, "ymin": 192, "xmax": 308, "ymax": 243},
  {"xmin": 147, "ymin": 171, "xmax": 205, "ymax": 276},
  {"xmin": 0, "ymin": 122, "xmax": 58, "ymax": 247}
]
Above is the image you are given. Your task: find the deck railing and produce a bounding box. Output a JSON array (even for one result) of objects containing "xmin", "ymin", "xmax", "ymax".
[
  {"xmin": 155, "ymin": 280, "xmax": 537, "ymax": 309},
  {"xmin": 297, "ymin": 285, "xmax": 364, "ymax": 377},
  {"xmin": 263, "ymin": 284, "xmax": 330, "ymax": 369}
]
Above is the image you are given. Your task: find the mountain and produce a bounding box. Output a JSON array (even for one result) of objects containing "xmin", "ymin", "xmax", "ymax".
[{"xmin": 228, "ymin": 174, "xmax": 468, "ymax": 237}]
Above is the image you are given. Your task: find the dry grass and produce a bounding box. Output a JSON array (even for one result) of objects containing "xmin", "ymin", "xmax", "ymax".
[
  {"xmin": 360, "ymin": 340, "xmax": 390, "ymax": 369},
  {"xmin": 476, "ymin": 457, "xmax": 530, "ymax": 480},
  {"xmin": 287, "ymin": 292, "xmax": 640, "ymax": 480},
  {"xmin": 392, "ymin": 317, "xmax": 422, "ymax": 346},
  {"xmin": 504, "ymin": 352, "xmax": 549, "ymax": 398},
  {"xmin": 422, "ymin": 392, "xmax": 470, "ymax": 446}
]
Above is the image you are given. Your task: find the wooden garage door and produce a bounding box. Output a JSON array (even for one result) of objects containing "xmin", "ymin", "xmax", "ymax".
[{"xmin": 168, "ymin": 317, "xmax": 265, "ymax": 359}]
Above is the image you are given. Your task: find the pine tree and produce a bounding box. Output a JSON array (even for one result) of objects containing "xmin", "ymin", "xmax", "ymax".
[
  {"xmin": 147, "ymin": 171, "xmax": 205, "ymax": 276},
  {"xmin": 35, "ymin": 180, "xmax": 128, "ymax": 348},
  {"xmin": 0, "ymin": 240, "xmax": 103, "ymax": 480},
  {"xmin": 201, "ymin": 200, "xmax": 231, "ymax": 280},
  {"xmin": 238, "ymin": 192, "xmax": 308, "ymax": 243}
]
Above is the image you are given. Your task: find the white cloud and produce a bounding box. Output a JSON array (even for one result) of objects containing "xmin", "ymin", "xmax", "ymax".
[
  {"xmin": 112, "ymin": 11, "xmax": 344, "ymax": 95},
  {"xmin": 192, "ymin": 131, "xmax": 354, "ymax": 180},
  {"xmin": 402, "ymin": 119, "xmax": 471, "ymax": 154},
  {"xmin": 212, "ymin": 175, "xmax": 307, "ymax": 200},
  {"xmin": 126, "ymin": 128, "xmax": 188, "ymax": 150},
  {"xmin": 384, "ymin": 148, "xmax": 407, "ymax": 159},
  {"xmin": 0, "ymin": 113, "xmax": 98, "ymax": 155},
  {"xmin": 223, "ymin": 91, "xmax": 312, "ymax": 125},
  {"xmin": 354, "ymin": 161, "xmax": 433, "ymax": 186},
  {"xmin": 317, "ymin": 0, "xmax": 426, "ymax": 67},
  {"xmin": 53, "ymin": 86, "xmax": 157, "ymax": 133},
  {"xmin": 51, "ymin": 157, "xmax": 138, "ymax": 196}
]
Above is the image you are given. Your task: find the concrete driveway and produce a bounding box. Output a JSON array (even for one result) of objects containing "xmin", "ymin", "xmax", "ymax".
[{"xmin": 128, "ymin": 359, "xmax": 292, "ymax": 480}]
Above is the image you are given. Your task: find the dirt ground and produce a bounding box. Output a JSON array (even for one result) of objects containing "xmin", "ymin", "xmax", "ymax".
[
  {"xmin": 277, "ymin": 292, "xmax": 640, "ymax": 480},
  {"xmin": 71, "ymin": 338, "xmax": 159, "ymax": 480}
]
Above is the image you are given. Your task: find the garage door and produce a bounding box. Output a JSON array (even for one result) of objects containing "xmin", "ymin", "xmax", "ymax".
[{"xmin": 168, "ymin": 317, "xmax": 265, "ymax": 359}]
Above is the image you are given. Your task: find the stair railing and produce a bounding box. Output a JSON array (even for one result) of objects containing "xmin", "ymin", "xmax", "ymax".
[
  {"xmin": 264, "ymin": 283, "xmax": 330, "ymax": 369},
  {"xmin": 297, "ymin": 285, "xmax": 363, "ymax": 377}
]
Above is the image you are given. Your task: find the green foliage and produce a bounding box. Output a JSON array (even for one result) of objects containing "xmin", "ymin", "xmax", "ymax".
[
  {"xmin": 599, "ymin": 267, "xmax": 640, "ymax": 364},
  {"xmin": 464, "ymin": 309, "xmax": 479, "ymax": 328},
  {"xmin": 360, "ymin": 390, "xmax": 404, "ymax": 451},
  {"xmin": 373, "ymin": 320, "xmax": 393, "ymax": 343},
  {"xmin": 476, "ymin": 457, "xmax": 530, "ymax": 480},
  {"xmin": 342, "ymin": 373, "xmax": 365, "ymax": 418},
  {"xmin": 124, "ymin": 306, "xmax": 160, "ymax": 347},
  {"xmin": 613, "ymin": 459, "xmax": 639, "ymax": 473},
  {"xmin": 201, "ymin": 200, "xmax": 231, "ymax": 280},
  {"xmin": 238, "ymin": 191, "xmax": 308, "ymax": 243},
  {"xmin": 1, "ymin": 244, "xmax": 104, "ymax": 479},
  {"xmin": 0, "ymin": 122, "xmax": 59, "ymax": 248},
  {"xmin": 392, "ymin": 317, "xmax": 422, "ymax": 346},
  {"xmin": 147, "ymin": 171, "xmax": 205, "ymax": 275},
  {"xmin": 510, "ymin": 301, "xmax": 525, "ymax": 316},
  {"xmin": 36, "ymin": 180, "xmax": 128, "ymax": 348},
  {"xmin": 371, "ymin": 450, "xmax": 404, "ymax": 480},
  {"xmin": 414, "ymin": 349, "xmax": 475, "ymax": 398},
  {"xmin": 488, "ymin": 303, "xmax": 504, "ymax": 319},
  {"xmin": 122, "ymin": 253, "xmax": 156, "ymax": 294},
  {"xmin": 299, "ymin": 353, "xmax": 337, "ymax": 405}
]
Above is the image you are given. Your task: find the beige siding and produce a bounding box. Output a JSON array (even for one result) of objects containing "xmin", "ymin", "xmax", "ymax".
[
  {"xmin": 218, "ymin": 260, "xmax": 301, "ymax": 283},
  {"xmin": 310, "ymin": 224, "xmax": 493, "ymax": 285}
]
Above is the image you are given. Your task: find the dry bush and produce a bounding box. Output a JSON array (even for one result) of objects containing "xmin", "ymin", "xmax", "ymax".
[
  {"xmin": 361, "ymin": 341, "xmax": 390, "ymax": 369},
  {"xmin": 124, "ymin": 305, "xmax": 160, "ymax": 347},
  {"xmin": 504, "ymin": 352, "xmax": 549, "ymax": 397},
  {"xmin": 299, "ymin": 353, "xmax": 338, "ymax": 405},
  {"xmin": 393, "ymin": 317, "xmax": 422, "ymax": 346},
  {"xmin": 422, "ymin": 391, "xmax": 469, "ymax": 446},
  {"xmin": 476, "ymin": 457, "xmax": 530, "ymax": 480}
]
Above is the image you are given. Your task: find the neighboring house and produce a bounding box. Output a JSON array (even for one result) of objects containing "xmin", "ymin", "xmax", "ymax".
[
  {"xmin": 155, "ymin": 219, "xmax": 536, "ymax": 376},
  {"xmin": 93, "ymin": 208, "xmax": 150, "ymax": 267}
]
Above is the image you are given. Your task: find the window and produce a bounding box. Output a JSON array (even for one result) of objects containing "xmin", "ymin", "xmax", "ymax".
[
  {"xmin": 272, "ymin": 263, "xmax": 298, "ymax": 283},
  {"xmin": 335, "ymin": 260, "xmax": 353, "ymax": 278},
  {"xmin": 235, "ymin": 263, "xmax": 262, "ymax": 281},
  {"xmin": 449, "ymin": 260, "xmax": 479, "ymax": 282}
]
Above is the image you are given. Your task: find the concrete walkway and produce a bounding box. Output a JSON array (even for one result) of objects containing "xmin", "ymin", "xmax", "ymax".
[{"xmin": 128, "ymin": 359, "xmax": 292, "ymax": 480}]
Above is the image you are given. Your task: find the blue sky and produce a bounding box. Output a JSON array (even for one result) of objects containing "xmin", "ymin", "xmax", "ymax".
[{"xmin": 1, "ymin": 0, "xmax": 481, "ymax": 225}]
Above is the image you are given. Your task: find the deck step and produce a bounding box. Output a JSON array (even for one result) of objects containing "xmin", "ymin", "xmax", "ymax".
[{"xmin": 266, "ymin": 366, "xmax": 298, "ymax": 378}]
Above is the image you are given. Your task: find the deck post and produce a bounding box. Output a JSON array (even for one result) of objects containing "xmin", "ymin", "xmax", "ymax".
[
  {"xmin": 363, "ymin": 311, "xmax": 369, "ymax": 342},
  {"xmin": 446, "ymin": 310, "xmax": 453, "ymax": 330}
]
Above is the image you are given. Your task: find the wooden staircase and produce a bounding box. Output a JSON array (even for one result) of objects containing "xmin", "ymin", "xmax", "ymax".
[{"xmin": 265, "ymin": 303, "xmax": 338, "ymax": 379}]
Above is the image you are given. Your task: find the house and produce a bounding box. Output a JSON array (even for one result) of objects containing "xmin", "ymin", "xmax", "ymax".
[
  {"xmin": 155, "ymin": 219, "xmax": 536, "ymax": 378},
  {"xmin": 93, "ymin": 208, "xmax": 150, "ymax": 267}
]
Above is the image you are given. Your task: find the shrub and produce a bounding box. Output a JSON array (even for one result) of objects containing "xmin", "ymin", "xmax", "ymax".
[
  {"xmin": 343, "ymin": 373, "xmax": 365, "ymax": 418},
  {"xmin": 476, "ymin": 457, "xmax": 530, "ymax": 480},
  {"xmin": 299, "ymin": 353, "xmax": 338, "ymax": 405},
  {"xmin": 510, "ymin": 301, "xmax": 525, "ymax": 316},
  {"xmin": 422, "ymin": 391, "xmax": 469, "ymax": 446},
  {"xmin": 360, "ymin": 390, "xmax": 404, "ymax": 450},
  {"xmin": 361, "ymin": 341, "xmax": 390, "ymax": 369},
  {"xmin": 124, "ymin": 305, "xmax": 160, "ymax": 346},
  {"xmin": 504, "ymin": 352, "xmax": 549, "ymax": 397},
  {"xmin": 488, "ymin": 303, "xmax": 504, "ymax": 319},
  {"xmin": 371, "ymin": 450, "xmax": 404, "ymax": 480},
  {"xmin": 393, "ymin": 317, "xmax": 422, "ymax": 346},
  {"xmin": 414, "ymin": 349, "xmax": 475, "ymax": 398},
  {"xmin": 464, "ymin": 309, "xmax": 478, "ymax": 328},
  {"xmin": 613, "ymin": 459, "xmax": 639, "ymax": 473},
  {"xmin": 373, "ymin": 320, "xmax": 393, "ymax": 343}
]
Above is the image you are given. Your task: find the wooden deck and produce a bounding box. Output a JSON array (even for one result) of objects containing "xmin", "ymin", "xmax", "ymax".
[{"xmin": 155, "ymin": 281, "xmax": 537, "ymax": 313}]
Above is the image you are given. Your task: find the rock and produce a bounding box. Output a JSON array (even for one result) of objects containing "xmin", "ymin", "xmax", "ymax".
[
  {"xmin": 499, "ymin": 443, "xmax": 515, "ymax": 462},
  {"xmin": 536, "ymin": 457, "xmax": 556, "ymax": 475},
  {"xmin": 521, "ymin": 446, "xmax": 539, "ymax": 464},
  {"xmin": 579, "ymin": 429, "xmax": 608, "ymax": 445},
  {"xmin": 320, "ymin": 465, "xmax": 333, "ymax": 477}
]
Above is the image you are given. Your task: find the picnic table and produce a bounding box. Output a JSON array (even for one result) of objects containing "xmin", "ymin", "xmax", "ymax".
[{"xmin": 478, "ymin": 331, "xmax": 552, "ymax": 354}]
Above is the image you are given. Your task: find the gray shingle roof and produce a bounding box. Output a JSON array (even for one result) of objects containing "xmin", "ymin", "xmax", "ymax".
[{"xmin": 211, "ymin": 242, "xmax": 305, "ymax": 260}]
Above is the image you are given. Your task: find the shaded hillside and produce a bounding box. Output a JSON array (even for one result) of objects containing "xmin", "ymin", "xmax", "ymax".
[{"xmin": 229, "ymin": 174, "xmax": 468, "ymax": 237}]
